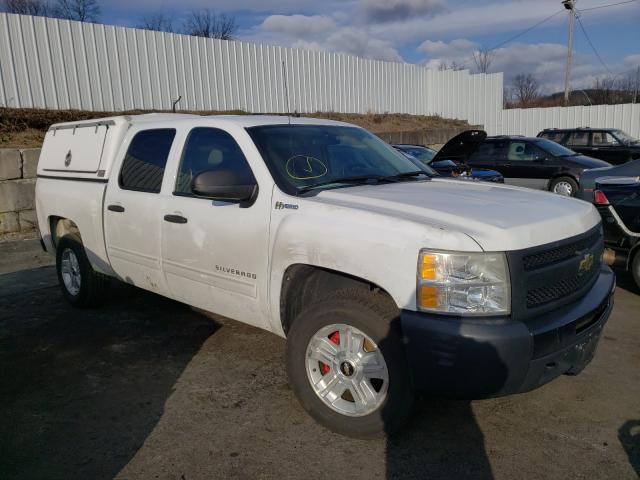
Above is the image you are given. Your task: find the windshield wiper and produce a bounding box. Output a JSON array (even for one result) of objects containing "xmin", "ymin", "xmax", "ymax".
[
  {"xmin": 297, "ymin": 175, "xmax": 401, "ymax": 194},
  {"xmin": 297, "ymin": 171, "xmax": 430, "ymax": 195}
]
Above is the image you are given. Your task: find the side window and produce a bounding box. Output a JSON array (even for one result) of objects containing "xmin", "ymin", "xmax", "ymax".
[
  {"xmin": 469, "ymin": 141, "xmax": 503, "ymax": 162},
  {"xmin": 592, "ymin": 132, "xmax": 619, "ymax": 146},
  {"xmin": 507, "ymin": 142, "xmax": 543, "ymax": 162},
  {"xmin": 119, "ymin": 129, "xmax": 176, "ymax": 193},
  {"xmin": 175, "ymin": 127, "xmax": 255, "ymax": 195},
  {"xmin": 540, "ymin": 131, "xmax": 564, "ymax": 143},
  {"xmin": 566, "ymin": 131, "xmax": 589, "ymax": 147}
]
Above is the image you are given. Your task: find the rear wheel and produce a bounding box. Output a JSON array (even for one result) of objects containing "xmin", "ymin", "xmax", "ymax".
[
  {"xmin": 550, "ymin": 176, "xmax": 578, "ymax": 197},
  {"xmin": 56, "ymin": 236, "xmax": 109, "ymax": 307},
  {"xmin": 286, "ymin": 288, "xmax": 413, "ymax": 438},
  {"xmin": 632, "ymin": 251, "xmax": 640, "ymax": 291}
]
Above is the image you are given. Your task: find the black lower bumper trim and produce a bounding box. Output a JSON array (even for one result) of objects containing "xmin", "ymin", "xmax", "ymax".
[{"xmin": 400, "ymin": 266, "xmax": 615, "ymax": 398}]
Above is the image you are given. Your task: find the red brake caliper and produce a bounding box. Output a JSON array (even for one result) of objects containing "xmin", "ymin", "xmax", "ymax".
[{"xmin": 320, "ymin": 331, "xmax": 340, "ymax": 375}]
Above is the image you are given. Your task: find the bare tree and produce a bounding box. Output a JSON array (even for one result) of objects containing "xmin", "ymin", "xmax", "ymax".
[
  {"xmin": 438, "ymin": 60, "xmax": 466, "ymax": 71},
  {"xmin": 182, "ymin": 9, "xmax": 237, "ymax": 40},
  {"xmin": 138, "ymin": 11, "xmax": 173, "ymax": 32},
  {"xmin": 512, "ymin": 73, "xmax": 540, "ymax": 107},
  {"xmin": 53, "ymin": 0, "xmax": 99, "ymax": 22},
  {"xmin": 472, "ymin": 47, "xmax": 495, "ymax": 74},
  {"xmin": 2, "ymin": 0, "xmax": 51, "ymax": 16}
]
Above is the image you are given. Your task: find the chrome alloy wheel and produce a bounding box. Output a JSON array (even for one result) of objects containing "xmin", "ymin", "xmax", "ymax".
[
  {"xmin": 306, "ymin": 324, "xmax": 389, "ymax": 417},
  {"xmin": 553, "ymin": 181, "xmax": 573, "ymax": 196},
  {"xmin": 60, "ymin": 248, "xmax": 81, "ymax": 296}
]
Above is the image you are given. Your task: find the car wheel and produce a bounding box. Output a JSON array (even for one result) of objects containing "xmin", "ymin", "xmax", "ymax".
[
  {"xmin": 286, "ymin": 288, "xmax": 414, "ymax": 439},
  {"xmin": 550, "ymin": 176, "xmax": 579, "ymax": 197},
  {"xmin": 56, "ymin": 236, "xmax": 110, "ymax": 307},
  {"xmin": 632, "ymin": 251, "xmax": 640, "ymax": 291}
]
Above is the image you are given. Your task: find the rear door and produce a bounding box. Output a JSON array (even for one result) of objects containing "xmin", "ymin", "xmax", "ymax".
[
  {"xmin": 592, "ymin": 131, "xmax": 628, "ymax": 165},
  {"xmin": 160, "ymin": 127, "xmax": 271, "ymax": 329},
  {"xmin": 466, "ymin": 140, "xmax": 506, "ymax": 170},
  {"xmin": 104, "ymin": 128, "xmax": 177, "ymax": 296},
  {"xmin": 565, "ymin": 131, "xmax": 593, "ymax": 158},
  {"xmin": 502, "ymin": 140, "xmax": 550, "ymax": 190}
]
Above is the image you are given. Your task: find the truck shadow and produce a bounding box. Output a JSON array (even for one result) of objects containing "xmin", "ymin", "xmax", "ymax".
[
  {"xmin": 381, "ymin": 316, "xmax": 507, "ymax": 479},
  {"xmin": 0, "ymin": 276, "xmax": 219, "ymax": 480}
]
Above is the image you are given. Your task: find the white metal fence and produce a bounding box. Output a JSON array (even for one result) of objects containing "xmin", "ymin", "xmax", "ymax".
[
  {"xmin": 1, "ymin": 13, "xmax": 638, "ymax": 139},
  {"xmin": 500, "ymin": 103, "xmax": 640, "ymax": 138}
]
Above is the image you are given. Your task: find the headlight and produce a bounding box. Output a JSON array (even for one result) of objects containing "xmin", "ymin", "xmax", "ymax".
[{"xmin": 417, "ymin": 250, "xmax": 510, "ymax": 315}]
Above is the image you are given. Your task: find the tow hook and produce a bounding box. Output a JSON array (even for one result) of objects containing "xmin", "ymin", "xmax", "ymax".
[{"xmin": 602, "ymin": 248, "xmax": 626, "ymax": 268}]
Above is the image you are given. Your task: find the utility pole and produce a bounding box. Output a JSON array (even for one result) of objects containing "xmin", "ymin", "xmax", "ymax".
[{"xmin": 562, "ymin": 0, "xmax": 576, "ymax": 106}]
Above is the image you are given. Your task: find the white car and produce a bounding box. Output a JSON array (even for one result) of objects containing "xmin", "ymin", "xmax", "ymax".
[{"xmin": 35, "ymin": 114, "xmax": 615, "ymax": 438}]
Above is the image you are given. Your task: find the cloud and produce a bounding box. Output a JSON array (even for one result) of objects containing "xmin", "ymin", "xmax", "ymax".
[
  {"xmin": 255, "ymin": 13, "xmax": 402, "ymax": 62},
  {"xmin": 360, "ymin": 0, "xmax": 445, "ymax": 22},
  {"xmin": 262, "ymin": 14, "xmax": 336, "ymax": 38}
]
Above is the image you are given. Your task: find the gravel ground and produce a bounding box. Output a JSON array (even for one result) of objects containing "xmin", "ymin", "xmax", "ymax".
[{"xmin": 0, "ymin": 242, "xmax": 638, "ymax": 480}]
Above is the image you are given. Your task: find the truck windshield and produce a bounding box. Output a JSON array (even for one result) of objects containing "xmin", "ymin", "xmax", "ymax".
[{"xmin": 247, "ymin": 124, "xmax": 428, "ymax": 195}]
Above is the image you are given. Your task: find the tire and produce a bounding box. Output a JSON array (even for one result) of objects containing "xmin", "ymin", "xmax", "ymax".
[
  {"xmin": 56, "ymin": 236, "xmax": 110, "ymax": 307},
  {"xmin": 286, "ymin": 288, "xmax": 414, "ymax": 439},
  {"xmin": 550, "ymin": 176, "xmax": 579, "ymax": 197},
  {"xmin": 632, "ymin": 251, "xmax": 640, "ymax": 291}
]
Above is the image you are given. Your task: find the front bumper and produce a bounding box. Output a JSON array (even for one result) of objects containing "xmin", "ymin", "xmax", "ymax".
[{"xmin": 400, "ymin": 266, "xmax": 615, "ymax": 398}]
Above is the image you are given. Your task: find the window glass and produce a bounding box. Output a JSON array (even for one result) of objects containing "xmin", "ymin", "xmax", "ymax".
[
  {"xmin": 532, "ymin": 138, "xmax": 576, "ymax": 157},
  {"xmin": 566, "ymin": 131, "xmax": 589, "ymax": 146},
  {"xmin": 119, "ymin": 129, "xmax": 176, "ymax": 193},
  {"xmin": 175, "ymin": 127, "xmax": 254, "ymax": 195},
  {"xmin": 247, "ymin": 125, "xmax": 422, "ymax": 195},
  {"xmin": 592, "ymin": 132, "xmax": 619, "ymax": 146},
  {"xmin": 468, "ymin": 141, "xmax": 506, "ymax": 161},
  {"xmin": 540, "ymin": 131, "xmax": 565, "ymax": 143},
  {"xmin": 507, "ymin": 141, "xmax": 543, "ymax": 161}
]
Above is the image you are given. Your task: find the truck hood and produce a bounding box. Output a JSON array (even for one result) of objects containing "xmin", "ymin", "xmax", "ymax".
[{"xmin": 308, "ymin": 179, "xmax": 600, "ymax": 251}]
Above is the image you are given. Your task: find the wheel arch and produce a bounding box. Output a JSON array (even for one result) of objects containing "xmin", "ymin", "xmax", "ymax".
[{"xmin": 279, "ymin": 264, "xmax": 397, "ymax": 335}]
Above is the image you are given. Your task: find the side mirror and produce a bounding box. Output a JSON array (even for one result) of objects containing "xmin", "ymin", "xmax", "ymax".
[
  {"xmin": 192, "ymin": 169, "xmax": 258, "ymax": 205},
  {"xmin": 533, "ymin": 155, "xmax": 546, "ymax": 163}
]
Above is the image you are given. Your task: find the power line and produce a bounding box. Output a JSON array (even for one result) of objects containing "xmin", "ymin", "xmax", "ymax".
[
  {"xmin": 486, "ymin": 9, "xmax": 565, "ymax": 52},
  {"xmin": 575, "ymin": 14, "xmax": 614, "ymax": 75},
  {"xmin": 579, "ymin": 0, "xmax": 638, "ymax": 12}
]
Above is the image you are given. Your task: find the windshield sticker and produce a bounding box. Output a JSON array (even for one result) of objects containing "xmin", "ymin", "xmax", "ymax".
[{"xmin": 285, "ymin": 155, "xmax": 328, "ymax": 180}]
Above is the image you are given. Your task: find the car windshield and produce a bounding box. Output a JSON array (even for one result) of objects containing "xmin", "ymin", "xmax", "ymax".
[
  {"xmin": 533, "ymin": 138, "xmax": 577, "ymax": 157},
  {"xmin": 395, "ymin": 145, "xmax": 436, "ymax": 163},
  {"xmin": 613, "ymin": 129, "xmax": 636, "ymax": 144},
  {"xmin": 247, "ymin": 124, "xmax": 429, "ymax": 195}
]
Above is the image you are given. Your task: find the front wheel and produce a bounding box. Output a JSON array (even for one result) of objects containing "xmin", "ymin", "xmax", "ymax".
[
  {"xmin": 286, "ymin": 288, "xmax": 414, "ymax": 438},
  {"xmin": 550, "ymin": 176, "xmax": 579, "ymax": 197}
]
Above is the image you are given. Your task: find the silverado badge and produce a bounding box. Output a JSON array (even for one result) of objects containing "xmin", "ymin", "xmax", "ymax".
[{"xmin": 578, "ymin": 253, "xmax": 594, "ymax": 274}]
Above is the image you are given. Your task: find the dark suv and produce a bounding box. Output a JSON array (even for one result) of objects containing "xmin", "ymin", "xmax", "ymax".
[
  {"xmin": 537, "ymin": 128, "xmax": 640, "ymax": 165},
  {"xmin": 466, "ymin": 136, "xmax": 610, "ymax": 196}
]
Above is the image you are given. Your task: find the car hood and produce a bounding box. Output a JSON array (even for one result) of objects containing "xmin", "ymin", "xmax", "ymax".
[
  {"xmin": 432, "ymin": 129, "xmax": 487, "ymax": 162},
  {"xmin": 308, "ymin": 179, "xmax": 600, "ymax": 251},
  {"xmin": 566, "ymin": 155, "xmax": 611, "ymax": 169}
]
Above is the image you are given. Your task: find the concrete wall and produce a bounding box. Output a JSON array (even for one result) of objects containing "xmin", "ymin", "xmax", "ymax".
[{"xmin": 0, "ymin": 148, "xmax": 40, "ymax": 234}]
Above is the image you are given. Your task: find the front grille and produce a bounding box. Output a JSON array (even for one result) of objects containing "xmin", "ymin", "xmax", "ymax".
[
  {"xmin": 523, "ymin": 229, "xmax": 600, "ymax": 271},
  {"xmin": 527, "ymin": 269, "xmax": 598, "ymax": 308},
  {"xmin": 506, "ymin": 224, "xmax": 604, "ymax": 322}
]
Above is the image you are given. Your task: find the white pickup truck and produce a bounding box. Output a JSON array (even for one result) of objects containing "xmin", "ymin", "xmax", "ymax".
[{"xmin": 36, "ymin": 114, "xmax": 615, "ymax": 438}]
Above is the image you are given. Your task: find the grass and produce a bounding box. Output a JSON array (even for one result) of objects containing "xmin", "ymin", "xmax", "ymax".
[{"xmin": 0, "ymin": 107, "xmax": 469, "ymax": 148}]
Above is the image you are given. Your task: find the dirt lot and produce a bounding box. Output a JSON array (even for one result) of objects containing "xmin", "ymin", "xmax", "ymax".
[
  {"xmin": 0, "ymin": 240, "xmax": 639, "ymax": 480},
  {"xmin": 0, "ymin": 107, "xmax": 469, "ymax": 148}
]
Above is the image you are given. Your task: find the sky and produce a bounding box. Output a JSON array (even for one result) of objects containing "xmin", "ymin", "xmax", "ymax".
[{"xmin": 100, "ymin": 0, "xmax": 640, "ymax": 94}]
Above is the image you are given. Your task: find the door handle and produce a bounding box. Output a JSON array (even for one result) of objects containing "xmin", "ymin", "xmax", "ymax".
[
  {"xmin": 107, "ymin": 204, "xmax": 125, "ymax": 213},
  {"xmin": 164, "ymin": 214, "xmax": 188, "ymax": 224}
]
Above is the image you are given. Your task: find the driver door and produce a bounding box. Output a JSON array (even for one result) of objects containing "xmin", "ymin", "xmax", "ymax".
[{"xmin": 160, "ymin": 127, "xmax": 271, "ymax": 329}]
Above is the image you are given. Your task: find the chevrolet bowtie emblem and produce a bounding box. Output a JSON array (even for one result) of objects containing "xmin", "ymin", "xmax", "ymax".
[{"xmin": 578, "ymin": 253, "xmax": 594, "ymax": 274}]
